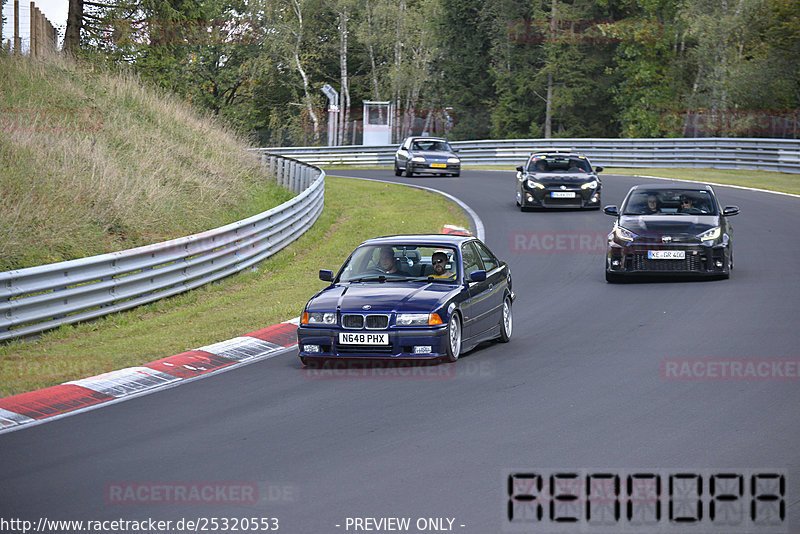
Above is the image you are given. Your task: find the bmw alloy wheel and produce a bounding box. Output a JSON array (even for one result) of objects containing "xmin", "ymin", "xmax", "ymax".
[
  {"xmin": 446, "ymin": 313, "xmax": 461, "ymax": 362},
  {"xmin": 499, "ymin": 297, "xmax": 512, "ymax": 342}
]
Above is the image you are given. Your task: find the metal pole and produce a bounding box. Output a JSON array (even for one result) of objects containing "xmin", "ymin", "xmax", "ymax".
[
  {"xmin": 14, "ymin": 0, "xmax": 19, "ymax": 54},
  {"xmin": 29, "ymin": 2, "xmax": 34, "ymax": 57},
  {"xmin": 321, "ymin": 84, "xmax": 339, "ymax": 147}
]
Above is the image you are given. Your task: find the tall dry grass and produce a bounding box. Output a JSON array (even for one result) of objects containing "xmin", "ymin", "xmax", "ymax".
[{"xmin": 0, "ymin": 54, "xmax": 291, "ymax": 270}]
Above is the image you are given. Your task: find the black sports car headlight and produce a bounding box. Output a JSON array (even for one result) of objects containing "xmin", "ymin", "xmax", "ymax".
[
  {"xmin": 613, "ymin": 223, "xmax": 637, "ymax": 242},
  {"xmin": 581, "ymin": 180, "xmax": 598, "ymax": 190},
  {"xmin": 527, "ymin": 179, "xmax": 545, "ymax": 189},
  {"xmin": 697, "ymin": 226, "xmax": 721, "ymax": 243}
]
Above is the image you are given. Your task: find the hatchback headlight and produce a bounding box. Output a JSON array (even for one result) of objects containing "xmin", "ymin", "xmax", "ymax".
[
  {"xmin": 447, "ymin": 157, "xmax": 460, "ymax": 164},
  {"xmin": 411, "ymin": 156, "xmax": 426, "ymax": 163},
  {"xmin": 396, "ymin": 313, "xmax": 443, "ymax": 326},
  {"xmin": 302, "ymin": 312, "xmax": 337, "ymax": 325},
  {"xmin": 698, "ymin": 226, "xmax": 721, "ymax": 242},
  {"xmin": 527, "ymin": 180, "xmax": 545, "ymax": 189},
  {"xmin": 614, "ymin": 223, "xmax": 637, "ymax": 242},
  {"xmin": 581, "ymin": 180, "xmax": 598, "ymax": 189}
]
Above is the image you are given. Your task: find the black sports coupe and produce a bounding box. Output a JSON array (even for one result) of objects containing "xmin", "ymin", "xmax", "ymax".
[
  {"xmin": 515, "ymin": 152, "xmax": 602, "ymax": 210},
  {"xmin": 603, "ymin": 183, "xmax": 739, "ymax": 282}
]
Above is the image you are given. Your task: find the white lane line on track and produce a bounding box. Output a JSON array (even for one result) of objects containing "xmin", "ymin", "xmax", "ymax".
[
  {"xmin": 475, "ymin": 168, "xmax": 800, "ymax": 199},
  {"xmin": 332, "ymin": 175, "xmax": 486, "ymax": 241}
]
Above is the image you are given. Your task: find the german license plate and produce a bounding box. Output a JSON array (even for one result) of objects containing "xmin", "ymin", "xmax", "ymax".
[
  {"xmin": 648, "ymin": 250, "xmax": 685, "ymax": 260},
  {"xmin": 551, "ymin": 191, "xmax": 576, "ymax": 198},
  {"xmin": 430, "ymin": 163, "xmax": 447, "ymax": 168},
  {"xmin": 339, "ymin": 332, "xmax": 389, "ymax": 345}
]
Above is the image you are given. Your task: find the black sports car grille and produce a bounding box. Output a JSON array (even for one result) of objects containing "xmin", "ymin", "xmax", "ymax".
[
  {"xmin": 342, "ymin": 314, "xmax": 390, "ymax": 330},
  {"xmin": 337, "ymin": 344, "xmax": 395, "ymax": 355},
  {"xmin": 542, "ymin": 192, "xmax": 583, "ymax": 207},
  {"xmin": 626, "ymin": 253, "xmax": 704, "ymax": 272}
]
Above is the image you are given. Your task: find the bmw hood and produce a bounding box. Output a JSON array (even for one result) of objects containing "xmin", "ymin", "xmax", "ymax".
[
  {"xmin": 306, "ymin": 282, "xmax": 457, "ymax": 313},
  {"xmin": 618, "ymin": 215, "xmax": 719, "ymax": 236}
]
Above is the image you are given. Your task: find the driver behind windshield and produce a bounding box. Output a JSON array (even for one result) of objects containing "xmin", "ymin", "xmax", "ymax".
[{"xmin": 378, "ymin": 246, "xmax": 400, "ymax": 274}]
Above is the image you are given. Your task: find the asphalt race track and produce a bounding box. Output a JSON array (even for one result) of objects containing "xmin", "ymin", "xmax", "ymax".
[{"xmin": 1, "ymin": 169, "xmax": 798, "ymax": 534}]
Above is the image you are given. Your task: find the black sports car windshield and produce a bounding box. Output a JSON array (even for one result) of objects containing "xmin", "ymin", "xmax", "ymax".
[
  {"xmin": 526, "ymin": 155, "xmax": 590, "ymax": 173},
  {"xmin": 338, "ymin": 245, "xmax": 459, "ymax": 283},
  {"xmin": 622, "ymin": 189, "xmax": 718, "ymax": 215},
  {"xmin": 411, "ymin": 140, "xmax": 451, "ymax": 152}
]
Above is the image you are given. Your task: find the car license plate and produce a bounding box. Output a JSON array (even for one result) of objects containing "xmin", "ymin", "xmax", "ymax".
[
  {"xmin": 648, "ymin": 250, "xmax": 685, "ymax": 260},
  {"xmin": 430, "ymin": 163, "xmax": 447, "ymax": 168},
  {"xmin": 551, "ymin": 191, "xmax": 576, "ymax": 198},
  {"xmin": 339, "ymin": 332, "xmax": 389, "ymax": 345}
]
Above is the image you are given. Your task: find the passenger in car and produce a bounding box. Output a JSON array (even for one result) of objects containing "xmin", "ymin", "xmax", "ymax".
[{"xmin": 430, "ymin": 251, "xmax": 455, "ymax": 280}]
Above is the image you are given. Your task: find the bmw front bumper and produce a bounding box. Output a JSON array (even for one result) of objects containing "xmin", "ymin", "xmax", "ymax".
[{"xmin": 297, "ymin": 325, "xmax": 450, "ymax": 360}]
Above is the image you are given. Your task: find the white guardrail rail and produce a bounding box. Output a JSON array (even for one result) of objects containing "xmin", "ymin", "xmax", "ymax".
[
  {"xmin": 0, "ymin": 154, "xmax": 324, "ymax": 342},
  {"xmin": 254, "ymin": 137, "xmax": 800, "ymax": 174}
]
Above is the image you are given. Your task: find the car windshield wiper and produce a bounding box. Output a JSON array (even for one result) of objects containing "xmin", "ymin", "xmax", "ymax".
[
  {"xmin": 405, "ymin": 275, "xmax": 456, "ymax": 283},
  {"xmin": 348, "ymin": 275, "xmax": 408, "ymax": 283}
]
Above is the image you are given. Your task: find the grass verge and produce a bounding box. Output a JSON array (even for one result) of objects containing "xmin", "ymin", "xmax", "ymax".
[
  {"xmin": 0, "ymin": 54, "xmax": 291, "ymax": 271},
  {"xmin": 605, "ymin": 168, "xmax": 800, "ymax": 195},
  {"xmin": 0, "ymin": 176, "xmax": 470, "ymax": 397}
]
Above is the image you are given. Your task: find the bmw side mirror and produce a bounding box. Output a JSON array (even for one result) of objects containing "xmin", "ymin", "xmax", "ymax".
[
  {"xmin": 603, "ymin": 205, "xmax": 618, "ymax": 216},
  {"xmin": 469, "ymin": 270, "xmax": 487, "ymax": 283},
  {"xmin": 319, "ymin": 270, "xmax": 334, "ymax": 282},
  {"xmin": 723, "ymin": 206, "xmax": 740, "ymax": 216},
  {"xmin": 516, "ymin": 165, "xmax": 524, "ymax": 172},
  {"xmin": 595, "ymin": 166, "xmax": 603, "ymax": 172}
]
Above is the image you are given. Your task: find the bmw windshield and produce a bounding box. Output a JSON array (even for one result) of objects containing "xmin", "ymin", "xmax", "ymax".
[{"xmin": 338, "ymin": 245, "xmax": 459, "ymax": 283}]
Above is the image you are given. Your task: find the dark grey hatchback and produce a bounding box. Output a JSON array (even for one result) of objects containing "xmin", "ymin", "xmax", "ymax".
[
  {"xmin": 394, "ymin": 137, "xmax": 461, "ymax": 177},
  {"xmin": 604, "ymin": 183, "xmax": 739, "ymax": 282}
]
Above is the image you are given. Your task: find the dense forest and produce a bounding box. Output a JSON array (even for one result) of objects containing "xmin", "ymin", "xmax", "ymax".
[{"xmin": 65, "ymin": 0, "xmax": 799, "ymax": 144}]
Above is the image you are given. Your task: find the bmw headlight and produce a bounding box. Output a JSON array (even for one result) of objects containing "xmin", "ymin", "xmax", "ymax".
[
  {"xmin": 581, "ymin": 180, "xmax": 598, "ymax": 190},
  {"xmin": 447, "ymin": 157, "xmax": 460, "ymax": 164},
  {"xmin": 527, "ymin": 179, "xmax": 545, "ymax": 189},
  {"xmin": 302, "ymin": 311, "xmax": 337, "ymax": 325},
  {"xmin": 411, "ymin": 156, "xmax": 426, "ymax": 163},
  {"xmin": 698, "ymin": 226, "xmax": 721, "ymax": 242},
  {"xmin": 614, "ymin": 223, "xmax": 637, "ymax": 242},
  {"xmin": 396, "ymin": 313, "xmax": 443, "ymax": 326}
]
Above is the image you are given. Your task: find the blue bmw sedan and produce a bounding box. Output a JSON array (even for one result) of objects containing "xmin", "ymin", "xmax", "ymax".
[{"xmin": 297, "ymin": 235, "xmax": 514, "ymax": 364}]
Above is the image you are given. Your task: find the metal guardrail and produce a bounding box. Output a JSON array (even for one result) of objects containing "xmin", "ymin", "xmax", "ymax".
[
  {"xmin": 253, "ymin": 138, "xmax": 800, "ymax": 174},
  {"xmin": 0, "ymin": 155, "xmax": 325, "ymax": 342}
]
